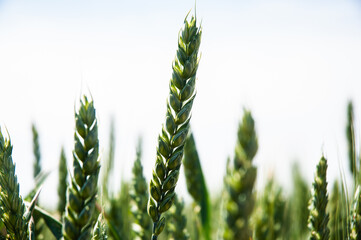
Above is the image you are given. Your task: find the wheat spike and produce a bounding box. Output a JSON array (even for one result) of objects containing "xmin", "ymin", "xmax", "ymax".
[
  {"xmin": 308, "ymin": 155, "xmax": 330, "ymax": 240},
  {"xmin": 57, "ymin": 147, "xmax": 68, "ymax": 216},
  {"xmin": 148, "ymin": 12, "xmax": 202, "ymax": 240},
  {"xmin": 253, "ymin": 177, "xmax": 287, "ymax": 240},
  {"xmin": 350, "ymin": 186, "xmax": 361, "ymax": 240},
  {"xmin": 92, "ymin": 214, "xmax": 108, "ymax": 240},
  {"xmin": 0, "ymin": 128, "xmax": 28, "ymax": 239},
  {"xmin": 31, "ymin": 123, "xmax": 41, "ymax": 179},
  {"xmin": 346, "ymin": 101, "xmax": 357, "ymax": 182},
  {"xmin": 223, "ymin": 109, "xmax": 258, "ymax": 240},
  {"xmin": 62, "ymin": 96, "xmax": 101, "ymax": 239},
  {"xmin": 166, "ymin": 196, "xmax": 189, "ymax": 240},
  {"xmin": 131, "ymin": 139, "xmax": 152, "ymax": 240}
]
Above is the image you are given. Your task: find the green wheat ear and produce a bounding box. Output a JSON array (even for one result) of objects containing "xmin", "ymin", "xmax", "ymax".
[
  {"xmin": 148, "ymin": 12, "xmax": 202, "ymax": 240},
  {"xmin": 308, "ymin": 155, "xmax": 330, "ymax": 240},
  {"xmin": 131, "ymin": 138, "xmax": 152, "ymax": 240},
  {"xmin": 350, "ymin": 186, "xmax": 361, "ymax": 240},
  {"xmin": 0, "ymin": 128, "xmax": 28, "ymax": 239},
  {"xmin": 183, "ymin": 131, "xmax": 211, "ymax": 240},
  {"xmin": 165, "ymin": 195, "xmax": 189, "ymax": 240},
  {"xmin": 253, "ymin": 177, "xmax": 287, "ymax": 240},
  {"xmin": 57, "ymin": 147, "xmax": 68, "ymax": 217},
  {"xmin": 223, "ymin": 109, "xmax": 258, "ymax": 240},
  {"xmin": 329, "ymin": 180, "xmax": 348, "ymax": 240},
  {"xmin": 346, "ymin": 101, "xmax": 357, "ymax": 182},
  {"xmin": 62, "ymin": 96, "xmax": 101, "ymax": 239},
  {"xmin": 31, "ymin": 123, "xmax": 41, "ymax": 179},
  {"xmin": 92, "ymin": 214, "xmax": 108, "ymax": 240}
]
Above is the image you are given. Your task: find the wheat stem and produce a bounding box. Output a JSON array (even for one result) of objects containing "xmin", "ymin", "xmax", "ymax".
[{"xmin": 148, "ymin": 12, "xmax": 202, "ymax": 240}]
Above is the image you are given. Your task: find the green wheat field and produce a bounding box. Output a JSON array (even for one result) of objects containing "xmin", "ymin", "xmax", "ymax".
[{"xmin": 0, "ymin": 9, "xmax": 360, "ymax": 240}]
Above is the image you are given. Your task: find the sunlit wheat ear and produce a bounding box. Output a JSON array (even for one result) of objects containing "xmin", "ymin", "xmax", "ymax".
[
  {"xmin": 183, "ymin": 131, "xmax": 211, "ymax": 240},
  {"xmin": 57, "ymin": 147, "xmax": 68, "ymax": 217},
  {"xmin": 92, "ymin": 214, "xmax": 108, "ymax": 240},
  {"xmin": 147, "ymin": 12, "xmax": 202, "ymax": 240},
  {"xmin": 308, "ymin": 155, "xmax": 330, "ymax": 240},
  {"xmin": 223, "ymin": 109, "xmax": 258, "ymax": 240},
  {"xmin": 166, "ymin": 196, "xmax": 189, "ymax": 240},
  {"xmin": 130, "ymin": 138, "xmax": 152, "ymax": 240},
  {"xmin": 0, "ymin": 128, "xmax": 28, "ymax": 239},
  {"xmin": 62, "ymin": 96, "xmax": 101, "ymax": 240}
]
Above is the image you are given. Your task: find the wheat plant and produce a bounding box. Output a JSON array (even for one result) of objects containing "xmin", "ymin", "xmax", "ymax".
[
  {"xmin": 183, "ymin": 131, "xmax": 211, "ymax": 240},
  {"xmin": 223, "ymin": 109, "xmax": 258, "ymax": 240},
  {"xmin": 92, "ymin": 214, "xmax": 108, "ymax": 240},
  {"xmin": 62, "ymin": 96, "xmax": 101, "ymax": 239},
  {"xmin": 131, "ymin": 139, "xmax": 152, "ymax": 240},
  {"xmin": 147, "ymin": 12, "xmax": 202, "ymax": 240},
  {"xmin": 165, "ymin": 196, "xmax": 189, "ymax": 240},
  {"xmin": 58, "ymin": 147, "xmax": 68, "ymax": 217},
  {"xmin": 0, "ymin": 128, "xmax": 29, "ymax": 239},
  {"xmin": 308, "ymin": 155, "xmax": 330, "ymax": 240}
]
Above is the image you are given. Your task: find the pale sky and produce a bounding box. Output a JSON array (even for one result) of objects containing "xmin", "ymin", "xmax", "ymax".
[{"xmin": 1, "ymin": 0, "xmax": 361, "ymax": 209}]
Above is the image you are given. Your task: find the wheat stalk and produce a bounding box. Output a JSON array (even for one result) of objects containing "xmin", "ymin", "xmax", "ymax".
[
  {"xmin": 0, "ymin": 128, "xmax": 28, "ymax": 239},
  {"xmin": 57, "ymin": 147, "xmax": 68, "ymax": 216},
  {"xmin": 183, "ymin": 131, "xmax": 211, "ymax": 240},
  {"xmin": 223, "ymin": 109, "xmax": 258, "ymax": 240},
  {"xmin": 131, "ymin": 138, "xmax": 152, "ymax": 240},
  {"xmin": 62, "ymin": 96, "xmax": 101, "ymax": 239},
  {"xmin": 147, "ymin": 12, "xmax": 202, "ymax": 240},
  {"xmin": 308, "ymin": 155, "xmax": 330, "ymax": 240}
]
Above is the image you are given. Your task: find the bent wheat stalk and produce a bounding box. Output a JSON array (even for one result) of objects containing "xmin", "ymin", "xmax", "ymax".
[
  {"xmin": 62, "ymin": 96, "xmax": 101, "ymax": 239},
  {"xmin": 0, "ymin": 128, "xmax": 28, "ymax": 239},
  {"xmin": 148, "ymin": 12, "xmax": 202, "ymax": 240},
  {"xmin": 308, "ymin": 155, "xmax": 330, "ymax": 240}
]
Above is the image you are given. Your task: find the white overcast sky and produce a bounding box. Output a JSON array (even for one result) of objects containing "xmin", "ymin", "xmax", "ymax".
[{"xmin": 1, "ymin": 0, "xmax": 361, "ymax": 209}]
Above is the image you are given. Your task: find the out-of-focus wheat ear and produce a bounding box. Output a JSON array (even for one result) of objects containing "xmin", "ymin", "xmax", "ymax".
[
  {"xmin": 253, "ymin": 177, "xmax": 287, "ymax": 240},
  {"xmin": 131, "ymin": 138, "xmax": 152, "ymax": 240},
  {"xmin": 223, "ymin": 109, "xmax": 258, "ymax": 240},
  {"xmin": 166, "ymin": 196, "xmax": 189, "ymax": 240},
  {"xmin": 57, "ymin": 147, "xmax": 68, "ymax": 216},
  {"xmin": 62, "ymin": 96, "xmax": 101, "ymax": 240},
  {"xmin": 92, "ymin": 214, "xmax": 108, "ymax": 240},
  {"xmin": 0, "ymin": 128, "xmax": 28, "ymax": 239},
  {"xmin": 350, "ymin": 186, "xmax": 361, "ymax": 240},
  {"xmin": 148, "ymin": 12, "xmax": 202, "ymax": 240},
  {"xmin": 329, "ymin": 180, "xmax": 348, "ymax": 240},
  {"xmin": 183, "ymin": 131, "xmax": 211, "ymax": 240},
  {"xmin": 308, "ymin": 155, "xmax": 330, "ymax": 240},
  {"xmin": 346, "ymin": 101, "xmax": 357, "ymax": 182},
  {"xmin": 102, "ymin": 118, "xmax": 115, "ymax": 200},
  {"xmin": 31, "ymin": 123, "xmax": 41, "ymax": 179}
]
